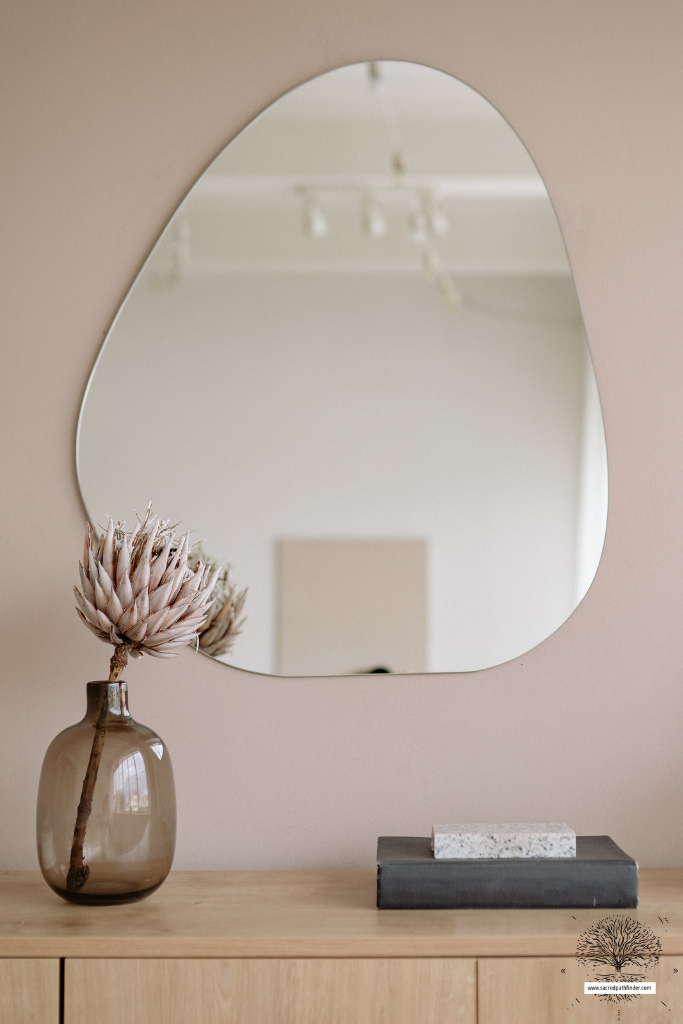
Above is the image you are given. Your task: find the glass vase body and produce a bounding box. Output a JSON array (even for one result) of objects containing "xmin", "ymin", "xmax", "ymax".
[{"xmin": 36, "ymin": 681, "xmax": 176, "ymax": 905}]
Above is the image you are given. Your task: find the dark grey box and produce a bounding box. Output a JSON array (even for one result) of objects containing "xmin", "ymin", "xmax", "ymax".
[{"xmin": 377, "ymin": 836, "xmax": 638, "ymax": 909}]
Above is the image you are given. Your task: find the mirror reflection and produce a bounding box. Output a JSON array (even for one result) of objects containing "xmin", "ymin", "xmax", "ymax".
[{"xmin": 77, "ymin": 61, "xmax": 608, "ymax": 675}]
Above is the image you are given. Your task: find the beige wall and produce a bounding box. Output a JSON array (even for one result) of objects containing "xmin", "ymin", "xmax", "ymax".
[{"xmin": 1, "ymin": 0, "xmax": 682, "ymax": 870}]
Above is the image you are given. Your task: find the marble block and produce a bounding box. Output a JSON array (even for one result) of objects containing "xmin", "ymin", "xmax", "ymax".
[{"xmin": 432, "ymin": 823, "xmax": 576, "ymax": 859}]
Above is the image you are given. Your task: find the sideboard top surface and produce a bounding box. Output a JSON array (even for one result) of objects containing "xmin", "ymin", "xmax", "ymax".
[{"xmin": 1, "ymin": 869, "xmax": 683, "ymax": 959}]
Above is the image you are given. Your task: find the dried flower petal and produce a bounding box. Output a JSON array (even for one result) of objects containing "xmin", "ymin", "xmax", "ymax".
[
  {"xmin": 143, "ymin": 607, "xmax": 170, "ymax": 636},
  {"xmin": 74, "ymin": 586, "xmax": 100, "ymax": 628},
  {"xmin": 79, "ymin": 563, "xmax": 95, "ymax": 606},
  {"xmin": 126, "ymin": 620, "xmax": 148, "ymax": 643},
  {"xmin": 93, "ymin": 579, "xmax": 108, "ymax": 613},
  {"xmin": 117, "ymin": 572, "xmax": 134, "ymax": 609},
  {"xmin": 135, "ymin": 588, "xmax": 149, "ymax": 621},
  {"xmin": 118, "ymin": 601, "xmax": 138, "ymax": 632},
  {"xmin": 76, "ymin": 607, "xmax": 109, "ymax": 642},
  {"xmin": 148, "ymin": 578, "xmax": 174, "ymax": 615},
  {"xmin": 96, "ymin": 608, "xmax": 114, "ymax": 633},
  {"xmin": 97, "ymin": 563, "xmax": 113, "ymax": 600},
  {"xmin": 116, "ymin": 534, "xmax": 131, "ymax": 586},
  {"xmin": 149, "ymin": 536, "xmax": 172, "ymax": 591},
  {"xmin": 107, "ymin": 589, "xmax": 124, "ymax": 624},
  {"xmin": 102, "ymin": 517, "xmax": 116, "ymax": 581}
]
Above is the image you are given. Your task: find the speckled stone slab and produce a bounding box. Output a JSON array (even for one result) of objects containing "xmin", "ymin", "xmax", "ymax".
[{"xmin": 432, "ymin": 823, "xmax": 576, "ymax": 859}]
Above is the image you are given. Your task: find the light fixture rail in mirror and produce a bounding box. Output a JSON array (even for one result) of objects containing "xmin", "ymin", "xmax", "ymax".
[{"xmin": 77, "ymin": 60, "xmax": 608, "ymax": 676}]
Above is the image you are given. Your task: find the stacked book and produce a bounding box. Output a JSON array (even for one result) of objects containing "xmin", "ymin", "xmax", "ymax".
[{"xmin": 376, "ymin": 823, "xmax": 638, "ymax": 909}]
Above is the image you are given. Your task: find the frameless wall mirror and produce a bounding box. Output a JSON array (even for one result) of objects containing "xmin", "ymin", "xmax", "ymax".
[{"xmin": 77, "ymin": 61, "xmax": 608, "ymax": 676}]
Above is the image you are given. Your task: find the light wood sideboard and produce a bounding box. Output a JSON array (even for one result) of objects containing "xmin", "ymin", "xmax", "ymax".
[{"xmin": 2, "ymin": 869, "xmax": 683, "ymax": 1023}]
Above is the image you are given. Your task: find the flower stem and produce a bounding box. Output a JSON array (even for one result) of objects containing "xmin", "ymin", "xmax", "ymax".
[{"xmin": 65, "ymin": 644, "xmax": 132, "ymax": 892}]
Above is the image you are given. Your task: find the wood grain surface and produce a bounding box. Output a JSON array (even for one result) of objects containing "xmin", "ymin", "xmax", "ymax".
[
  {"xmin": 479, "ymin": 956, "xmax": 683, "ymax": 1023},
  {"xmin": 66, "ymin": 957, "xmax": 476, "ymax": 1024},
  {"xmin": 0, "ymin": 959, "xmax": 59, "ymax": 1024},
  {"xmin": 1, "ymin": 869, "xmax": 683, "ymax": 959}
]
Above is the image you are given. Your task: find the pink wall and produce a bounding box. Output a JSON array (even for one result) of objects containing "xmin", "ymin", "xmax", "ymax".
[{"xmin": 2, "ymin": 0, "xmax": 683, "ymax": 870}]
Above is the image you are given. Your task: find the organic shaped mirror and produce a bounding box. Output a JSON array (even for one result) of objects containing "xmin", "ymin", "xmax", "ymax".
[{"xmin": 77, "ymin": 61, "xmax": 607, "ymax": 675}]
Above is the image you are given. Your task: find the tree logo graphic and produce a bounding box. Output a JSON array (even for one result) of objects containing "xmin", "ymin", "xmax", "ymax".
[{"xmin": 576, "ymin": 916, "xmax": 662, "ymax": 1004}]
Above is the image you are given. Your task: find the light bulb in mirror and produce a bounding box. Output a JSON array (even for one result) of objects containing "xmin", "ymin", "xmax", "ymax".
[
  {"xmin": 361, "ymin": 197, "xmax": 388, "ymax": 238},
  {"xmin": 302, "ymin": 198, "xmax": 328, "ymax": 238}
]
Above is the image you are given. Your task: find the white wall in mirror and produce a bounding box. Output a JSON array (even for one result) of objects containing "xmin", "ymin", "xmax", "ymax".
[{"xmin": 77, "ymin": 61, "xmax": 608, "ymax": 675}]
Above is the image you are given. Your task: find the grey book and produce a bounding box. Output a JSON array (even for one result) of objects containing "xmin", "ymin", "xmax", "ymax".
[{"xmin": 376, "ymin": 836, "xmax": 638, "ymax": 910}]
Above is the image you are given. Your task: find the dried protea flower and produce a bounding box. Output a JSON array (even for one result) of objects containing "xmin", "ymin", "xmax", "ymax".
[
  {"xmin": 75, "ymin": 505, "xmax": 221, "ymax": 677},
  {"xmin": 67, "ymin": 506, "xmax": 222, "ymax": 895},
  {"xmin": 188, "ymin": 544, "xmax": 247, "ymax": 658}
]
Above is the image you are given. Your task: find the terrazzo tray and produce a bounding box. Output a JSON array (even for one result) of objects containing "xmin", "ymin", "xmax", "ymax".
[{"xmin": 376, "ymin": 836, "xmax": 638, "ymax": 909}]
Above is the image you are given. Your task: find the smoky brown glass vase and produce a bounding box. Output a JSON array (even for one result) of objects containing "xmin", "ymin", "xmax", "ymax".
[{"xmin": 36, "ymin": 681, "xmax": 176, "ymax": 905}]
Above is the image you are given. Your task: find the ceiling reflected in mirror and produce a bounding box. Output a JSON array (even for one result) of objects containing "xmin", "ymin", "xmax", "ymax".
[{"xmin": 77, "ymin": 61, "xmax": 608, "ymax": 675}]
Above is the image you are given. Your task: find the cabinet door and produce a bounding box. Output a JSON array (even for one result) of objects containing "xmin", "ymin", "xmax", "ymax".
[
  {"xmin": 66, "ymin": 957, "xmax": 476, "ymax": 1024},
  {"xmin": 479, "ymin": 956, "xmax": 683, "ymax": 1023},
  {"xmin": 0, "ymin": 960, "xmax": 60, "ymax": 1024}
]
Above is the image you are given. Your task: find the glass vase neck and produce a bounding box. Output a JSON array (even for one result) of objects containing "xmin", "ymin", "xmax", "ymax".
[{"xmin": 85, "ymin": 681, "xmax": 131, "ymax": 720}]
